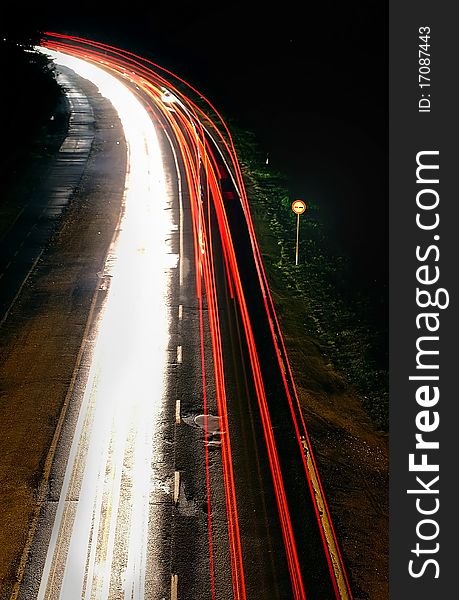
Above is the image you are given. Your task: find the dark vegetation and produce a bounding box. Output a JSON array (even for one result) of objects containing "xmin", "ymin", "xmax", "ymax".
[
  {"xmin": 0, "ymin": 28, "xmax": 68, "ymax": 240},
  {"xmin": 0, "ymin": 29, "xmax": 63, "ymax": 180},
  {"xmin": 232, "ymin": 128, "xmax": 389, "ymax": 430}
]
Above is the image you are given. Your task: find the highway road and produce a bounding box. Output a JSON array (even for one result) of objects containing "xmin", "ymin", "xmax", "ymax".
[{"xmin": 15, "ymin": 35, "xmax": 353, "ymax": 599}]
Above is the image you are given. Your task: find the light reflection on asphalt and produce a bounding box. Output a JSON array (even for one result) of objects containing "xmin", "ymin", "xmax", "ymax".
[{"xmin": 38, "ymin": 50, "xmax": 176, "ymax": 600}]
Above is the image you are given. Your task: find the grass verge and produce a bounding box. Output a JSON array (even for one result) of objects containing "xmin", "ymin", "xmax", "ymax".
[{"xmin": 233, "ymin": 129, "xmax": 388, "ymax": 431}]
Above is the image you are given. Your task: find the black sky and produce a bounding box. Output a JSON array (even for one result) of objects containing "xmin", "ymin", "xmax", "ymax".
[{"xmin": 6, "ymin": 3, "xmax": 387, "ymax": 286}]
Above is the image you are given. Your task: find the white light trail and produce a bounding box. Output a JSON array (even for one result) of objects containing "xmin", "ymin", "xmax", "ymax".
[{"xmin": 38, "ymin": 50, "xmax": 176, "ymax": 600}]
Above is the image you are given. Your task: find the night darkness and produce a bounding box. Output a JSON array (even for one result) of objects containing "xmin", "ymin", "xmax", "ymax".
[
  {"xmin": 1, "ymin": 6, "xmax": 389, "ymax": 596},
  {"xmin": 7, "ymin": 2, "xmax": 388, "ymax": 286}
]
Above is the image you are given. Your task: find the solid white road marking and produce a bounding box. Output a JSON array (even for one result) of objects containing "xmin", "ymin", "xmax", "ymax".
[
  {"xmin": 179, "ymin": 185, "xmax": 184, "ymax": 287},
  {"xmin": 159, "ymin": 108, "xmax": 184, "ymax": 288}
]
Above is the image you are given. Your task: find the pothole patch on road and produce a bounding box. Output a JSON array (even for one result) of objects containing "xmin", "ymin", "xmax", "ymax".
[
  {"xmin": 182, "ymin": 414, "xmax": 223, "ymax": 447},
  {"xmin": 182, "ymin": 414, "xmax": 222, "ymax": 434}
]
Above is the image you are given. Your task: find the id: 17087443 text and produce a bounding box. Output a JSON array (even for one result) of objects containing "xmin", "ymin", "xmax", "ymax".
[{"xmin": 418, "ymin": 26, "xmax": 431, "ymax": 113}]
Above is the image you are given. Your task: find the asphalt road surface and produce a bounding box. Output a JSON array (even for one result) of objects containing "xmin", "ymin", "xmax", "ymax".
[{"xmin": 0, "ymin": 69, "xmax": 94, "ymax": 325}]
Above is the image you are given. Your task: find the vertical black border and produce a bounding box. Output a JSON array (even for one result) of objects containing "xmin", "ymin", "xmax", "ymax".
[{"xmin": 390, "ymin": 2, "xmax": 458, "ymax": 597}]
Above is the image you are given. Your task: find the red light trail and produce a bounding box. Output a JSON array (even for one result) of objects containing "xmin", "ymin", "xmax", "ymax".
[{"xmin": 41, "ymin": 33, "xmax": 353, "ymax": 600}]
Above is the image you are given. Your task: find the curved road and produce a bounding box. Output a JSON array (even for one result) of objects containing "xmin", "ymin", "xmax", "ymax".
[{"xmin": 13, "ymin": 35, "xmax": 353, "ymax": 600}]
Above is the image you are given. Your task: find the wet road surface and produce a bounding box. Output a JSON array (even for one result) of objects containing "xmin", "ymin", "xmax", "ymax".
[
  {"xmin": 0, "ymin": 69, "xmax": 94, "ymax": 325},
  {"xmin": 12, "ymin": 42, "xmax": 352, "ymax": 600}
]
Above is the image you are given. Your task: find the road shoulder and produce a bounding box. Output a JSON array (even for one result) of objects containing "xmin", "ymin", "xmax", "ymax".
[{"xmin": 0, "ymin": 69, "xmax": 126, "ymax": 597}]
